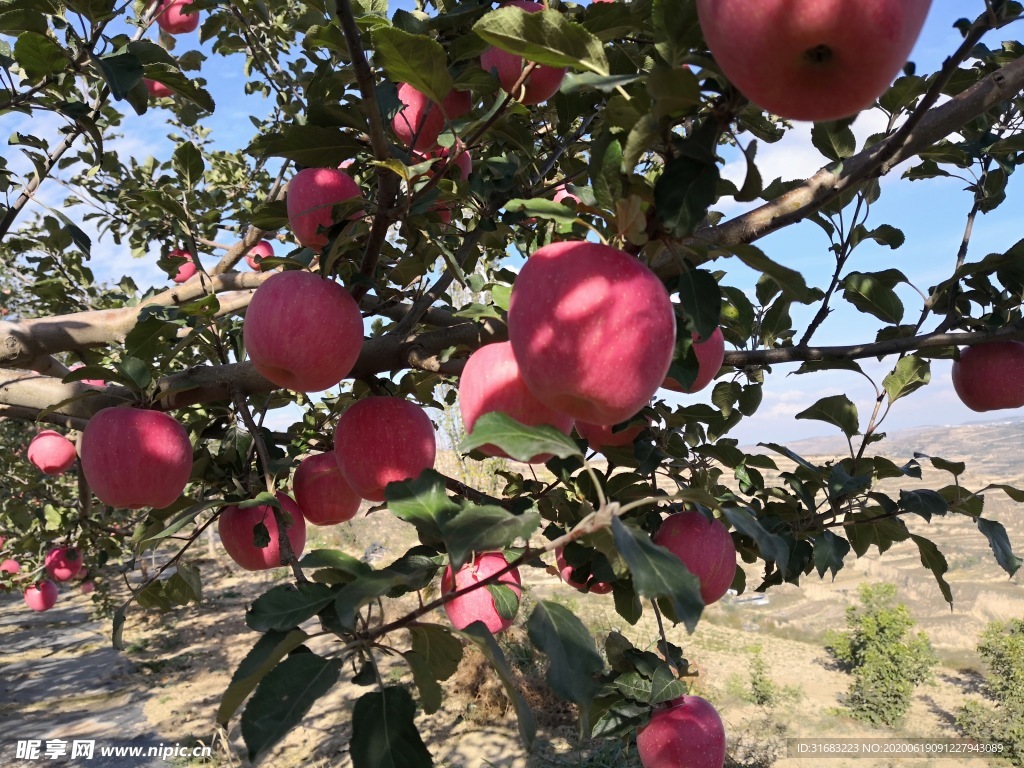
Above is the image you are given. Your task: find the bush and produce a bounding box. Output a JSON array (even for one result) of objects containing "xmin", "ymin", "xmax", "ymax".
[
  {"xmin": 956, "ymin": 619, "xmax": 1024, "ymax": 766},
  {"xmin": 824, "ymin": 583, "xmax": 937, "ymax": 727},
  {"xmin": 748, "ymin": 647, "xmax": 780, "ymax": 708}
]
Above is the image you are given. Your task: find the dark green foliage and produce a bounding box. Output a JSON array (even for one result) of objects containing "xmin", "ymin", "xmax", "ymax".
[
  {"xmin": 824, "ymin": 583, "xmax": 937, "ymax": 727},
  {"xmin": 956, "ymin": 619, "xmax": 1024, "ymax": 766}
]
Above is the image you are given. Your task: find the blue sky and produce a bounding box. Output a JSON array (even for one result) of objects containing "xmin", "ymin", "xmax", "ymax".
[{"xmin": 5, "ymin": 0, "xmax": 1021, "ymax": 447}]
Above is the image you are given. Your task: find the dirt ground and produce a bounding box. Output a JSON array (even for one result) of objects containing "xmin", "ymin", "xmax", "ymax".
[{"xmin": 2, "ymin": 420, "xmax": 1022, "ymax": 767}]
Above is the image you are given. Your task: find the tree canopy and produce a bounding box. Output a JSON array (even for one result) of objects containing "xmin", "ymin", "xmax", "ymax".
[{"xmin": 2, "ymin": 0, "xmax": 1024, "ymax": 764}]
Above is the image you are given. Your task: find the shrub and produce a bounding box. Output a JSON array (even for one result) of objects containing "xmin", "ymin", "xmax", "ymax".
[
  {"xmin": 824, "ymin": 583, "xmax": 936, "ymax": 727},
  {"xmin": 956, "ymin": 619, "xmax": 1024, "ymax": 766}
]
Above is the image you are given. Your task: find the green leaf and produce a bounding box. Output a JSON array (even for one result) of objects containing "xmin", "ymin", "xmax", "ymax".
[
  {"xmin": 119, "ymin": 356, "xmax": 152, "ymax": 390},
  {"xmin": 883, "ymin": 355, "xmax": 930, "ymax": 404},
  {"xmin": 217, "ymin": 629, "xmax": 310, "ymax": 726},
  {"xmin": 245, "ymin": 583, "xmax": 336, "ymax": 632},
  {"xmin": 846, "ymin": 509, "xmax": 910, "ymax": 557},
  {"xmin": 811, "ymin": 120, "xmax": 856, "ymax": 161},
  {"xmin": 989, "ymin": 483, "xmax": 1024, "ymax": 503},
  {"xmin": 527, "ymin": 601, "xmax": 603, "ymax": 727},
  {"xmin": 722, "ymin": 507, "xmax": 789, "ymax": 577},
  {"xmin": 654, "ymin": 154, "xmax": 719, "ymax": 238},
  {"xmin": 0, "ymin": 4, "xmax": 51, "ymax": 34},
  {"xmin": 250, "ymin": 199, "xmax": 289, "ymax": 231},
  {"xmin": 298, "ymin": 549, "xmax": 373, "ymax": 578},
  {"xmin": 646, "ymin": 63, "xmax": 702, "ymax": 118},
  {"xmin": 675, "ymin": 269, "xmax": 721, "ymax": 341},
  {"xmin": 248, "ymin": 126, "xmax": 363, "ymax": 167},
  {"xmin": 403, "ymin": 651, "xmax": 443, "ymax": 713},
  {"xmin": 14, "ymin": 31, "xmax": 66, "ymax": 81},
  {"xmin": 560, "ymin": 71, "xmax": 643, "ymax": 94},
  {"xmin": 408, "ymin": 624, "xmax": 462, "ymax": 681},
  {"xmin": 172, "ymin": 141, "xmax": 205, "ymax": 191},
  {"xmin": 795, "ymin": 395, "xmax": 859, "ymax": 439},
  {"xmin": 486, "ymin": 583, "xmax": 521, "ymax": 621},
  {"xmin": 614, "ymin": 671, "xmax": 651, "ymax": 701},
  {"xmin": 760, "ymin": 442, "xmax": 821, "ymax": 474},
  {"xmin": 332, "ymin": 569, "xmax": 425, "ymax": 630},
  {"xmin": 66, "ymin": 0, "xmax": 117, "ymax": 21},
  {"xmin": 442, "ymin": 504, "xmax": 539, "ymax": 571},
  {"xmin": 124, "ymin": 309, "xmax": 183, "ymax": 361},
  {"xmin": 241, "ymin": 654, "xmax": 341, "ymax": 761},
  {"xmin": 813, "ymin": 531, "xmax": 851, "ymax": 581},
  {"xmin": 460, "ymin": 412, "xmax": 582, "ymax": 463},
  {"xmin": 370, "ymin": 27, "xmax": 453, "ymax": 106},
  {"xmin": 909, "ymin": 534, "xmax": 952, "ymax": 607},
  {"xmin": 611, "ymin": 517, "xmax": 704, "ymax": 632},
  {"xmin": 827, "ymin": 464, "xmax": 871, "ymax": 500},
  {"xmin": 899, "ymin": 489, "xmax": 948, "ymax": 521},
  {"xmin": 858, "ymin": 223, "xmax": 905, "ymax": 249},
  {"xmin": 473, "ymin": 5, "xmax": 609, "ymax": 75},
  {"xmin": 734, "ymin": 139, "xmax": 763, "ymax": 203},
  {"xmin": 95, "ymin": 51, "xmax": 143, "ymax": 101},
  {"xmin": 459, "ymin": 623, "xmax": 537, "ymax": 748},
  {"xmin": 350, "ymin": 687, "xmax": 432, "ymax": 768},
  {"xmin": 976, "ymin": 518, "xmax": 1022, "ymax": 577},
  {"xmin": 505, "ymin": 197, "xmax": 580, "ymax": 226},
  {"xmin": 842, "ymin": 271, "xmax": 905, "ymax": 324},
  {"xmin": 648, "ymin": 664, "xmax": 688, "ymax": 705},
  {"xmin": 385, "ymin": 469, "xmax": 459, "ymax": 546},
  {"xmin": 922, "ymin": 455, "xmax": 965, "ymax": 477},
  {"xmin": 164, "ymin": 562, "xmax": 202, "ymax": 605}
]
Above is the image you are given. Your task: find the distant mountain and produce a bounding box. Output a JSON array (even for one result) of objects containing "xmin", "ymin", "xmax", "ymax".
[{"xmin": 749, "ymin": 417, "xmax": 1024, "ymax": 472}]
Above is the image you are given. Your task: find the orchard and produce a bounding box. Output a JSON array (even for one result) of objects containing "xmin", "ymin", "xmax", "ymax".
[{"xmin": 1, "ymin": 0, "xmax": 1024, "ymax": 766}]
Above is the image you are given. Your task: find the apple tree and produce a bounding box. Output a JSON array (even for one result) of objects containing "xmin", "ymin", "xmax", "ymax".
[{"xmin": 2, "ymin": 0, "xmax": 1024, "ymax": 764}]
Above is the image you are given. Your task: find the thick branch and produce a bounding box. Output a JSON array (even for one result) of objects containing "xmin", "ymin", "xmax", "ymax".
[
  {"xmin": 0, "ymin": 272, "xmax": 266, "ymax": 366},
  {"xmin": 652, "ymin": 55, "xmax": 1024, "ymax": 276},
  {"xmin": 723, "ymin": 324, "xmax": 1024, "ymax": 368}
]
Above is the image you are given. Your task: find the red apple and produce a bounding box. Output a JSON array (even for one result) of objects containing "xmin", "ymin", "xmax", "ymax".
[
  {"xmin": 27, "ymin": 430, "xmax": 77, "ymax": 475},
  {"xmin": 243, "ymin": 270, "xmax": 363, "ymax": 393},
  {"xmin": 244, "ymin": 240, "xmax": 275, "ymax": 271},
  {"xmin": 951, "ymin": 341, "xmax": 1024, "ymax": 412},
  {"xmin": 69, "ymin": 364, "xmax": 107, "ymax": 388},
  {"xmin": 81, "ymin": 407, "xmax": 193, "ymax": 509},
  {"xmin": 218, "ymin": 492, "xmax": 307, "ymax": 571},
  {"xmin": 695, "ymin": 0, "xmax": 931, "ymax": 122},
  {"xmin": 481, "ymin": 1, "xmax": 567, "ymax": 105},
  {"xmin": 437, "ymin": 145, "xmax": 473, "ymax": 181},
  {"xmin": 663, "ymin": 328, "xmax": 726, "ymax": 394},
  {"xmin": 333, "ymin": 397, "xmax": 436, "ymax": 502},
  {"xmin": 144, "ymin": 79, "xmax": 173, "ymax": 98},
  {"xmin": 81, "ymin": 581, "xmax": 95, "ymax": 595},
  {"xmin": 442, "ymin": 552, "xmax": 522, "ymax": 634},
  {"xmin": 24, "ymin": 581, "xmax": 59, "ymax": 612},
  {"xmin": 156, "ymin": 0, "xmax": 199, "ymax": 34},
  {"xmin": 392, "ymin": 83, "xmax": 473, "ymax": 152},
  {"xmin": 44, "ymin": 547, "xmax": 83, "ymax": 583},
  {"xmin": 555, "ymin": 547, "xmax": 612, "ymax": 594},
  {"xmin": 636, "ymin": 695, "xmax": 727, "ymax": 768},
  {"xmin": 169, "ymin": 248, "xmax": 196, "ymax": 283},
  {"xmin": 576, "ymin": 419, "xmax": 646, "ymax": 451},
  {"xmin": 653, "ymin": 510, "xmax": 736, "ymax": 606},
  {"xmin": 508, "ymin": 241, "xmax": 675, "ymax": 425},
  {"xmin": 292, "ymin": 451, "xmax": 361, "ymax": 526},
  {"xmin": 286, "ymin": 167, "xmax": 362, "ymax": 252},
  {"xmin": 1, "ymin": 559, "xmax": 20, "ymax": 576},
  {"xmin": 553, "ymin": 185, "xmax": 580, "ymax": 207},
  {"xmin": 459, "ymin": 341, "xmax": 574, "ymax": 463}
]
